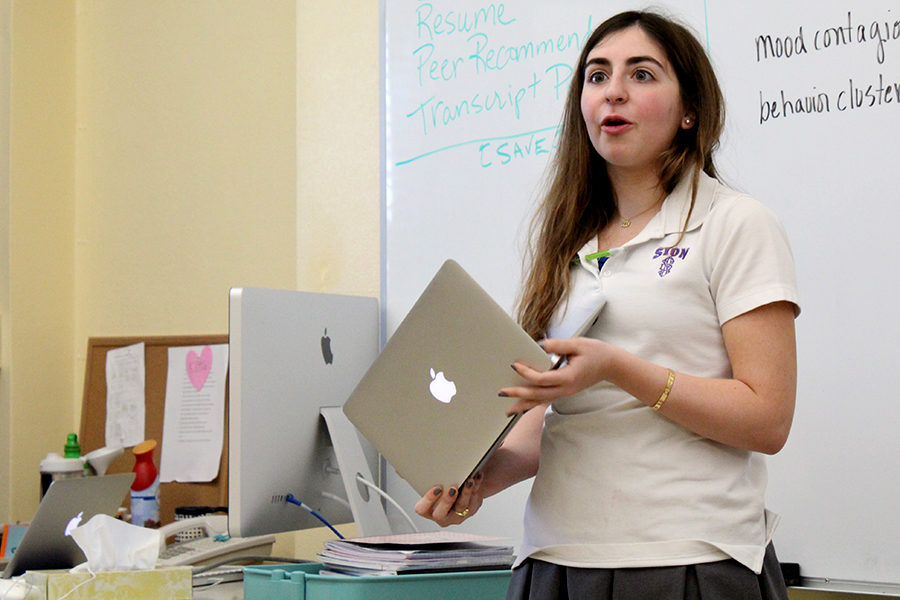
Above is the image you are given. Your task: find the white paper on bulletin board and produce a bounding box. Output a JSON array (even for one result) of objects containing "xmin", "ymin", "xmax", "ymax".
[{"xmin": 160, "ymin": 344, "xmax": 229, "ymax": 482}]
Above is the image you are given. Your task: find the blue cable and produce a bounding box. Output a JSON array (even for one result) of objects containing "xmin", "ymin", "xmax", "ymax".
[{"xmin": 284, "ymin": 494, "xmax": 345, "ymax": 539}]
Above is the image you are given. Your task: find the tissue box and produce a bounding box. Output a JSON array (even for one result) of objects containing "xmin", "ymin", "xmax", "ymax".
[{"xmin": 24, "ymin": 566, "xmax": 191, "ymax": 600}]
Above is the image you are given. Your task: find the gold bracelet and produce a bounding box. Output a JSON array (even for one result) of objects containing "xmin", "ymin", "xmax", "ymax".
[{"xmin": 652, "ymin": 369, "xmax": 675, "ymax": 411}]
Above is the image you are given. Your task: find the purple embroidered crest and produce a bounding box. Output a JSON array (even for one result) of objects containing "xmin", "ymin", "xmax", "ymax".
[
  {"xmin": 659, "ymin": 256, "xmax": 675, "ymax": 277},
  {"xmin": 654, "ymin": 247, "xmax": 689, "ymax": 278}
]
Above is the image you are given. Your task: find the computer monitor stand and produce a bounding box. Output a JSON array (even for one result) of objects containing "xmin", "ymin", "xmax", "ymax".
[{"xmin": 320, "ymin": 407, "xmax": 393, "ymax": 537}]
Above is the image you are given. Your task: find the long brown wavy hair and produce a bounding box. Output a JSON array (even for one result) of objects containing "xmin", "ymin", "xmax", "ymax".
[{"xmin": 516, "ymin": 10, "xmax": 725, "ymax": 339}]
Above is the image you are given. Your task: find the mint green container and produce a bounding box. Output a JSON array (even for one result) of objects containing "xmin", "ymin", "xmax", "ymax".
[{"xmin": 243, "ymin": 563, "xmax": 512, "ymax": 600}]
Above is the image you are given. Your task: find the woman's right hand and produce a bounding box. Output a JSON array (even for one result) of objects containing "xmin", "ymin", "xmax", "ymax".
[
  {"xmin": 414, "ymin": 473, "xmax": 484, "ymax": 528},
  {"xmin": 502, "ymin": 336, "xmax": 617, "ymax": 415}
]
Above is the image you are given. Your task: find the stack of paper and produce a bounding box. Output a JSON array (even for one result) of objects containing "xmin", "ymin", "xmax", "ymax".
[{"xmin": 316, "ymin": 531, "xmax": 515, "ymax": 576}]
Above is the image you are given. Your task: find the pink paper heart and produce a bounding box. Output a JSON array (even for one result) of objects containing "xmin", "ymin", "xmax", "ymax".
[{"xmin": 186, "ymin": 345, "xmax": 213, "ymax": 391}]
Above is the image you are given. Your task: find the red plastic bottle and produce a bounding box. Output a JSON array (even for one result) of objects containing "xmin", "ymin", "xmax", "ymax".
[{"xmin": 131, "ymin": 440, "xmax": 160, "ymax": 528}]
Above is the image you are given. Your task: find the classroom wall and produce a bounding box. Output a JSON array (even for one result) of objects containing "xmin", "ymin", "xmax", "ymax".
[
  {"xmin": 296, "ymin": 0, "xmax": 380, "ymax": 299},
  {"xmin": 0, "ymin": 0, "xmax": 13, "ymax": 523},
  {"xmin": 3, "ymin": 0, "xmax": 77, "ymax": 524},
  {"xmin": 1, "ymin": 0, "xmax": 380, "ymax": 532},
  {"xmin": 73, "ymin": 0, "xmax": 299, "ymax": 348}
]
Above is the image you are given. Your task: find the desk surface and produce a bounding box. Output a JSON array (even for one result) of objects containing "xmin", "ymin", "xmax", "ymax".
[{"xmin": 193, "ymin": 580, "xmax": 243, "ymax": 599}]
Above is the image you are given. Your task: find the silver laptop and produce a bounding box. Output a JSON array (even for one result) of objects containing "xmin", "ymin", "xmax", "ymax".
[
  {"xmin": 2, "ymin": 473, "xmax": 135, "ymax": 578},
  {"xmin": 345, "ymin": 259, "xmax": 601, "ymax": 497}
]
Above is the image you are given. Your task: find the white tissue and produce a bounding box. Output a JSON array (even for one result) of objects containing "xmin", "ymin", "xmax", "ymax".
[{"xmin": 69, "ymin": 514, "xmax": 160, "ymax": 571}]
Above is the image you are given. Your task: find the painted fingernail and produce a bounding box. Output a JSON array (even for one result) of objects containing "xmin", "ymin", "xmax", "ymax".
[
  {"xmin": 433, "ymin": 487, "xmax": 443, "ymax": 496},
  {"xmin": 475, "ymin": 472, "xmax": 484, "ymax": 481},
  {"xmin": 466, "ymin": 479, "xmax": 474, "ymax": 489},
  {"xmin": 510, "ymin": 364, "xmax": 518, "ymax": 373},
  {"xmin": 498, "ymin": 391, "xmax": 509, "ymax": 397},
  {"xmin": 448, "ymin": 488, "xmax": 457, "ymax": 498}
]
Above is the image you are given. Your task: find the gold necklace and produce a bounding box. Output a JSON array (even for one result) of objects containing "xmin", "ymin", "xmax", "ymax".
[{"xmin": 618, "ymin": 201, "xmax": 660, "ymax": 228}]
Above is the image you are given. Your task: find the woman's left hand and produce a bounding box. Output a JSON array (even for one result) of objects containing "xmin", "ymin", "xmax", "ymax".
[
  {"xmin": 501, "ymin": 337, "xmax": 616, "ymax": 415},
  {"xmin": 414, "ymin": 474, "xmax": 485, "ymax": 528}
]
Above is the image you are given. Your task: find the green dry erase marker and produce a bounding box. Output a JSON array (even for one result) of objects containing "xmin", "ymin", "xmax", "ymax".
[{"xmin": 585, "ymin": 249, "xmax": 613, "ymax": 272}]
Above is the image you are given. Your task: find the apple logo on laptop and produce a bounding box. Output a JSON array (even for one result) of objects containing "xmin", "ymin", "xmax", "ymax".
[
  {"xmin": 321, "ymin": 328, "xmax": 333, "ymax": 365},
  {"xmin": 429, "ymin": 368, "xmax": 457, "ymax": 403},
  {"xmin": 64, "ymin": 511, "xmax": 83, "ymax": 537}
]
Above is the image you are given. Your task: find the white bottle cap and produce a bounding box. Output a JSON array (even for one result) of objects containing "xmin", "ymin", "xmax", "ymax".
[{"xmin": 40, "ymin": 452, "xmax": 84, "ymax": 474}]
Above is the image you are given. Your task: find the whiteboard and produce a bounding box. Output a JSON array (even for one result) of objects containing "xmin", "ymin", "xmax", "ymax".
[{"xmin": 382, "ymin": 0, "xmax": 900, "ymax": 585}]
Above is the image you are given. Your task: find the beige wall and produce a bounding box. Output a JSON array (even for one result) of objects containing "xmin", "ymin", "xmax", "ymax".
[
  {"xmin": 1, "ymin": 0, "xmax": 380, "ymax": 530},
  {"xmin": 4, "ymin": 0, "xmax": 77, "ymax": 522},
  {"xmin": 0, "ymin": 0, "xmax": 12, "ymax": 522},
  {"xmin": 296, "ymin": 1, "xmax": 380, "ymax": 298},
  {"xmin": 74, "ymin": 0, "xmax": 298, "ymax": 344}
]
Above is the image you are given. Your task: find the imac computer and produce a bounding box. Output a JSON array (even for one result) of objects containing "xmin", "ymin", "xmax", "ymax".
[{"xmin": 228, "ymin": 287, "xmax": 389, "ymax": 538}]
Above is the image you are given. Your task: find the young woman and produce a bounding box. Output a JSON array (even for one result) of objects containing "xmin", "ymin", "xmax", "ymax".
[{"xmin": 416, "ymin": 10, "xmax": 799, "ymax": 600}]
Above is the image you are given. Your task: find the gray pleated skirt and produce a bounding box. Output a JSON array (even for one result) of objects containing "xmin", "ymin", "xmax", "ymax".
[{"xmin": 506, "ymin": 543, "xmax": 788, "ymax": 600}]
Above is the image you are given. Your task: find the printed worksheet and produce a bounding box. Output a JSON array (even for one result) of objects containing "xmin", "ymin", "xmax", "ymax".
[
  {"xmin": 159, "ymin": 344, "xmax": 229, "ymax": 482},
  {"xmin": 105, "ymin": 342, "xmax": 146, "ymax": 448}
]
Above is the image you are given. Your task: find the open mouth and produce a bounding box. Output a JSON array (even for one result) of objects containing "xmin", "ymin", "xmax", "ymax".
[{"xmin": 602, "ymin": 116, "xmax": 631, "ymax": 127}]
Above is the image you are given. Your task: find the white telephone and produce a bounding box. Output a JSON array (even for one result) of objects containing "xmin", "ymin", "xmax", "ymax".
[{"xmin": 156, "ymin": 515, "xmax": 276, "ymax": 567}]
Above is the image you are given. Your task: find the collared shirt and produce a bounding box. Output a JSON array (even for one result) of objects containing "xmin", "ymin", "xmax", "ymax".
[{"xmin": 517, "ymin": 171, "xmax": 800, "ymax": 573}]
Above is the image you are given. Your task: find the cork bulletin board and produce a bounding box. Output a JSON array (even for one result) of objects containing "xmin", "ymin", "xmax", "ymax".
[{"xmin": 79, "ymin": 335, "xmax": 229, "ymax": 525}]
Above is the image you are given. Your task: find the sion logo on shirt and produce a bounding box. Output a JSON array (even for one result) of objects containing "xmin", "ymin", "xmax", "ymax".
[{"xmin": 653, "ymin": 246, "xmax": 690, "ymax": 278}]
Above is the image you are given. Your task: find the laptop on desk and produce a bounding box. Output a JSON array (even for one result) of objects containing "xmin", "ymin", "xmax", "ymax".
[
  {"xmin": 2, "ymin": 473, "xmax": 135, "ymax": 578},
  {"xmin": 344, "ymin": 259, "xmax": 594, "ymax": 498}
]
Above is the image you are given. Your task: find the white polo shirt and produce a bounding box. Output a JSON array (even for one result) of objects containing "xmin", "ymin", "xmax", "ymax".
[{"xmin": 517, "ymin": 170, "xmax": 800, "ymax": 573}]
